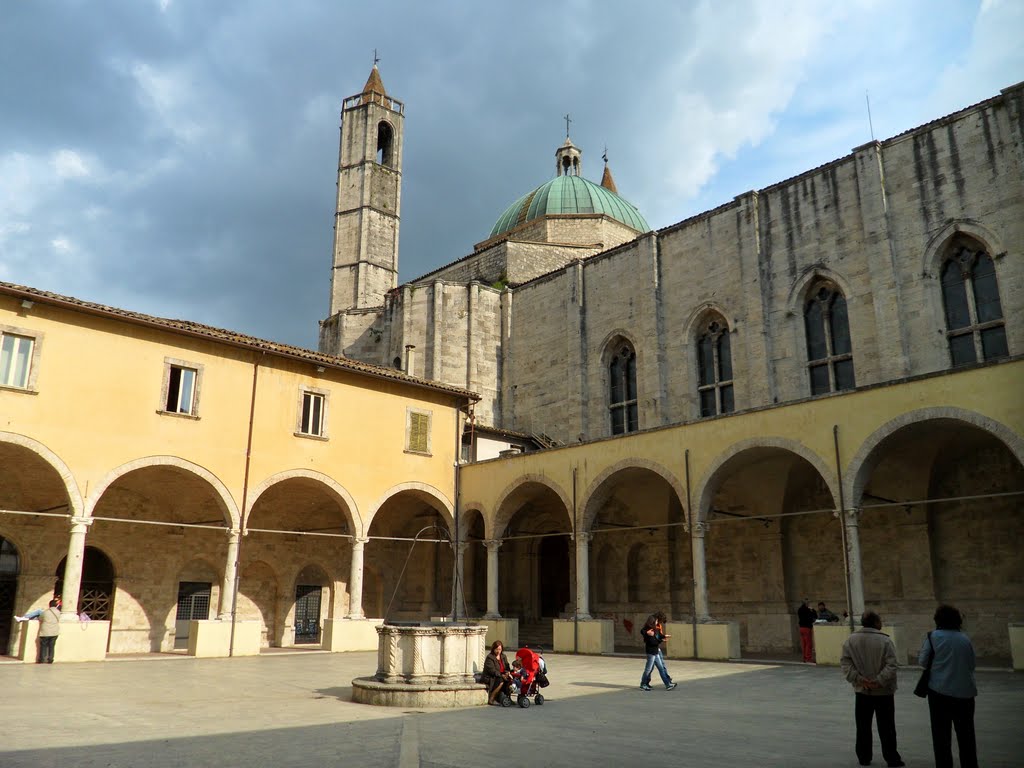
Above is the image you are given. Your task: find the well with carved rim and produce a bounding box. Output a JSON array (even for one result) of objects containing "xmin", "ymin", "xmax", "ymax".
[{"xmin": 351, "ymin": 622, "xmax": 489, "ymax": 708}]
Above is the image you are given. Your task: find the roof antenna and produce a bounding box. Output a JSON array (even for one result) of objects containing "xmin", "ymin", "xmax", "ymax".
[{"xmin": 865, "ymin": 90, "xmax": 875, "ymax": 142}]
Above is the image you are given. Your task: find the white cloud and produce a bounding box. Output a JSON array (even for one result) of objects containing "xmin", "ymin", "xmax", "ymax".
[
  {"xmin": 638, "ymin": 0, "xmax": 867, "ymax": 225},
  {"xmin": 123, "ymin": 60, "xmax": 205, "ymax": 144},
  {"xmin": 51, "ymin": 237, "xmax": 73, "ymax": 253},
  {"xmin": 52, "ymin": 149, "xmax": 92, "ymax": 179}
]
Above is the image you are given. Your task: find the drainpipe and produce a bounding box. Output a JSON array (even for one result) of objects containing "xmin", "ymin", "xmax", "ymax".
[
  {"xmin": 572, "ymin": 465, "xmax": 578, "ymax": 655},
  {"xmin": 452, "ymin": 403, "xmax": 463, "ymax": 622},
  {"xmin": 685, "ymin": 449, "xmax": 697, "ymax": 659},
  {"xmin": 230, "ymin": 357, "xmax": 260, "ymax": 656},
  {"xmin": 833, "ymin": 425, "xmax": 855, "ymax": 631}
]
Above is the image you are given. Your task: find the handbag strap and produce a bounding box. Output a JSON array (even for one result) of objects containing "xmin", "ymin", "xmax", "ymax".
[{"xmin": 924, "ymin": 631, "xmax": 935, "ymax": 670}]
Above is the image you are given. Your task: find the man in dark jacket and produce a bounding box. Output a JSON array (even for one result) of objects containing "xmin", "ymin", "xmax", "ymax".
[{"xmin": 798, "ymin": 599, "xmax": 817, "ymax": 662}]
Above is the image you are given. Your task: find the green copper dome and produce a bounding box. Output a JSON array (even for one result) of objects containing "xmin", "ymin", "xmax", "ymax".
[{"xmin": 489, "ymin": 174, "xmax": 649, "ymax": 239}]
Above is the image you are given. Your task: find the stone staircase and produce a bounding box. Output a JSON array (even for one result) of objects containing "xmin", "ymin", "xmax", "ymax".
[{"xmin": 517, "ymin": 618, "xmax": 553, "ymax": 650}]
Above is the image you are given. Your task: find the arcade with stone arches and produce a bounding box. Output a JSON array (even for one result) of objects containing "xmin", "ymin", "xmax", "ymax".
[
  {"xmin": 456, "ymin": 383, "xmax": 1024, "ymax": 663},
  {"xmin": 2, "ymin": 373, "xmax": 1021, "ymax": 663},
  {"xmin": 0, "ymin": 434, "xmax": 463, "ymax": 657}
]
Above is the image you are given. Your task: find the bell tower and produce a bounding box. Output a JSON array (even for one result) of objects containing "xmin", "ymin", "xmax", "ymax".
[{"xmin": 327, "ymin": 64, "xmax": 404, "ymax": 315}]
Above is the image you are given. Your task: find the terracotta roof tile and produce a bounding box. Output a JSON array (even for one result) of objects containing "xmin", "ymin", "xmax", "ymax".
[{"xmin": 0, "ymin": 281, "xmax": 477, "ymax": 401}]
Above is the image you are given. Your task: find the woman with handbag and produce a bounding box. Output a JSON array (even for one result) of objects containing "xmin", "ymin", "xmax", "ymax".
[{"xmin": 918, "ymin": 605, "xmax": 978, "ymax": 768}]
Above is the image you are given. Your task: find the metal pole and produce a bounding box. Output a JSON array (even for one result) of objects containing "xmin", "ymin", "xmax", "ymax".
[
  {"xmin": 572, "ymin": 465, "xmax": 578, "ymax": 655},
  {"xmin": 685, "ymin": 448, "xmax": 697, "ymax": 659},
  {"xmin": 230, "ymin": 358, "xmax": 260, "ymax": 657},
  {"xmin": 833, "ymin": 425, "xmax": 855, "ymax": 630}
]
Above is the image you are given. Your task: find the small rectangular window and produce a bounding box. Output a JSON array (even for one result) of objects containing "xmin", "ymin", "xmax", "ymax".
[
  {"xmin": 166, "ymin": 365, "xmax": 197, "ymax": 413},
  {"xmin": 300, "ymin": 391, "xmax": 325, "ymax": 436},
  {"xmin": 295, "ymin": 386, "xmax": 329, "ymax": 439},
  {"xmin": 406, "ymin": 409, "xmax": 431, "ymax": 454},
  {"xmin": 160, "ymin": 358, "xmax": 202, "ymax": 417},
  {"xmin": 0, "ymin": 333, "xmax": 34, "ymax": 389}
]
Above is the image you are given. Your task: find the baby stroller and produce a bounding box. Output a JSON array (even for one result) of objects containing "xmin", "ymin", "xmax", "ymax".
[{"xmin": 511, "ymin": 646, "xmax": 549, "ymax": 708}]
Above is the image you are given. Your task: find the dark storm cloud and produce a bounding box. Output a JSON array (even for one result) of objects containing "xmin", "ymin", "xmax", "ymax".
[{"xmin": 1, "ymin": 1, "xmax": 1019, "ymax": 349}]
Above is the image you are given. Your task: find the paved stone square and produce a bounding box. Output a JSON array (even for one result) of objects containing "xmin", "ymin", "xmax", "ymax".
[{"xmin": 1, "ymin": 652, "xmax": 1021, "ymax": 767}]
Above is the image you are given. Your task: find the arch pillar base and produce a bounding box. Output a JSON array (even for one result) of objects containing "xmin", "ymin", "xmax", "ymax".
[{"xmin": 553, "ymin": 618, "xmax": 613, "ymax": 654}]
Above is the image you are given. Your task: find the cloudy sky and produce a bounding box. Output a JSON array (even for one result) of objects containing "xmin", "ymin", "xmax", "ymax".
[{"xmin": 2, "ymin": 0, "xmax": 1021, "ymax": 349}]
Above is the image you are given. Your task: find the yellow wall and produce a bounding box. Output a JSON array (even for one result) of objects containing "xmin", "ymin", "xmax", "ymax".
[
  {"xmin": 0, "ymin": 295, "xmax": 465, "ymax": 531},
  {"xmin": 459, "ymin": 359, "xmax": 1024, "ymax": 533}
]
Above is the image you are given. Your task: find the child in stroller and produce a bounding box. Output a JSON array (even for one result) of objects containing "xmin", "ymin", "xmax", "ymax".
[{"xmin": 511, "ymin": 646, "xmax": 549, "ymax": 708}]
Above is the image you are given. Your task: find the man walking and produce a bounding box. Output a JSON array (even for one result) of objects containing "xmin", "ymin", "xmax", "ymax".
[{"xmin": 840, "ymin": 611, "xmax": 904, "ymax": 767}]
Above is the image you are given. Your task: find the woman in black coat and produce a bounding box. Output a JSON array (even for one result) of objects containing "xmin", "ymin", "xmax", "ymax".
[{"xmin": 481, "ymin": 640, "xmax": 512, "ymax": 704}]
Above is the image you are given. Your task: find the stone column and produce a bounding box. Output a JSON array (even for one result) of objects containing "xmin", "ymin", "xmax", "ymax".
[
  {"xmin": 218, "ymin": 528, "xmax": 241, "ymax": 620},
  {"xmin": 452, "ymin": 542, "xmax": 468, "ymax": 619},
  {"xmin": 483, "ymin": 539, "xmax": 502, "ymax": 618},
  {"xmin": 691, "ymin": 521, "xmax": 710, "ymax": 621},
  {"xmin": 60, "ymin": 516, "xmax": 92, "ymax": 619},
  {"xmin": 574, "ymin": 532, "xmax": 593, "ymax": 620},
  {"xmin": 348, "ymin": 536, "xmax": 369, "ymax": 619},
  {"xmin": 841, "ymin": 509, "xmax": 865, "ymax": 616}
]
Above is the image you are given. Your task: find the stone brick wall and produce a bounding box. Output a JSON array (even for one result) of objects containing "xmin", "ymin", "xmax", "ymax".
[{"xmin": 499, "ymin": 87, "xmax": 1024, "ymax": 443}]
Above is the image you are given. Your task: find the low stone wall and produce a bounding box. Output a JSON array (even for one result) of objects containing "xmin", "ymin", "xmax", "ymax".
[
  {"xmin": 17, "ymin": 618, "xmax": 110, "ymax": 663},
  {"xmin": 664, "ymin": 621, "xmax": 741, "ymax": 660},
  {"xmin": 813, "ymin": 623, "xmax": 906, "ymax": 666},
  {"xmin": 322, "ymin": 618, "xmax": 382, "ymax": 652},
  {"xmin": 553, "ymin": 619, "xmax": 613, "ymax": 654},
  {"xmin": 187, "ymin": 619, "xmax": 261, "ymax": 657}
]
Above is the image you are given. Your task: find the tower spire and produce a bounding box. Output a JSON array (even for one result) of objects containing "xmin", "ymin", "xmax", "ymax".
[
  {"xmin": 361, "ymin": 55, "xmax": 387, "ymax": 101},
  {"xmin": 600, "ymin": 146, "xmax": 618, "ymax": 193}
]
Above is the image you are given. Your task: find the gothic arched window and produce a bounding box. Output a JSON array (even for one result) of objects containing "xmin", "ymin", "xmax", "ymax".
[
  {"xmin": 804, "ymin": 282, "xmax": 855, "ymax": 395},
  {"xmin": 940, "ymin": 239, "xmax": 1008, "ymax": 366},
  {"xmin": 696, "ymin": 315, "xmax": 734, "ymax": 417},
  {"xmin": 608, "ymin": 341, "xmax": 638, "ymax": 435}
]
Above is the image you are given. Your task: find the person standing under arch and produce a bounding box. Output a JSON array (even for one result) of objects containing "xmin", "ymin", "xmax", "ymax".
[
  {"xmin": 919, "ymin": 605, "xmax": 978, "ymax": 768},
  {"xmin": 16, "ymin": 599, "xmax": 61, "ymax": 663}
]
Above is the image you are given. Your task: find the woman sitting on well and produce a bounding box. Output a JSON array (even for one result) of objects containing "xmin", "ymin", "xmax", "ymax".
[{"xmin": 481, "ymin": 640, "xmax": 513, "ymax": 705}]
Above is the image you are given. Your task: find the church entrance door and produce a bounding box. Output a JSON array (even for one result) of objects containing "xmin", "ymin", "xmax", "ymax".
[{"xmin": 539, "ymin": 536, "xmax": 570, "ymax": 618}]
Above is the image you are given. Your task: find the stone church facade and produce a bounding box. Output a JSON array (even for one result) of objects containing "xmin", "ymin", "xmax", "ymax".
[
  {"xmin": 319, "ymin": 70, "xmax": 1023, "ymax": 446},
  {"xmin": 319, "ymin": 67, "xmax": 1024, "ymax": 660}
]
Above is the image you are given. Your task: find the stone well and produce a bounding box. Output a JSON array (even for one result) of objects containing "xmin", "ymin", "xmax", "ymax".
[{"xmin": 351, "ymin": 622, "xmax": 489, "ymax": 708}]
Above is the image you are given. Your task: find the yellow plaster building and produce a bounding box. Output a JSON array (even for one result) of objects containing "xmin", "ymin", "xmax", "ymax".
[{"xmin": 1, "ymin": 284, "xmax": 474, "ymax": 660}]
